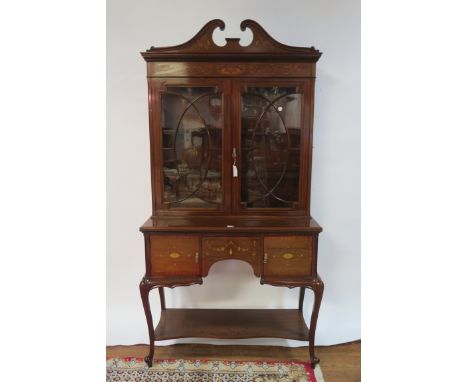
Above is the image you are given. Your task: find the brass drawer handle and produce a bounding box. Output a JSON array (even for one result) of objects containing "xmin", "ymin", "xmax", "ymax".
[
  {"xmin": 195, "ymin": 252, "xmax": 199, "ymax": 263},
  {"xmin": 169, "ymin": 252, "xmax": 180, "ymax": 259},
  {"xmin": 264, "ymin": 253, "xmax": 268, "ymax": 264},
  {"xmin": 282, "ymin": 252, "xmax": 294, "ymax": 260}
]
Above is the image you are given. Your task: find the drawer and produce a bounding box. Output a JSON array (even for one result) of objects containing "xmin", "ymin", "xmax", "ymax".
[
  {"xmin": 263, "ymin": 236, "xmax": 314, "ymax": 277},
  {"xmin": 149, "ymin": 235, "xmax": 200, "ymax": 276},
  {"xmin": 202, "ymin": 237, "xmax": 261, "ymax": 276}
]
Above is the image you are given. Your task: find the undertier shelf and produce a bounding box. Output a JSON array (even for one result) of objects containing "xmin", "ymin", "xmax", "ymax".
[{"xmin": 154, "ymin": 308, "xmax": 310, "ymax": 341}]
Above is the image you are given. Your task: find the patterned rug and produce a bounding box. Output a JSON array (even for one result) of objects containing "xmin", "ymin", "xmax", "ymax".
[{"xmin": 106, "ymin": 357, "xmax": 324, "ymax": 382}]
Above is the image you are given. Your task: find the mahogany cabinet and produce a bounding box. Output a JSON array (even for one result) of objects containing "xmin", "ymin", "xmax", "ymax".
[{"xmin": 139, "ymin": 19, "xmax": 324, "ymax": 368}]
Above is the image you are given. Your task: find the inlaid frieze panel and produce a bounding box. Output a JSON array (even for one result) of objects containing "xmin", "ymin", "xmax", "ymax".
[{"xmin": 202, "ymin": 236, "xmax": 261, "ymax": 276}]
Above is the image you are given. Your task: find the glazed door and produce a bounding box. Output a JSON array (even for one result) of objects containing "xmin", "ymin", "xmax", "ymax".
[
  {"xmin": 232, "ymin": 80, "xmax": 312, "ymax": 214},
  {"xmin": 152, "ymin": 79, "xmax": 231, "ymax": 213}
]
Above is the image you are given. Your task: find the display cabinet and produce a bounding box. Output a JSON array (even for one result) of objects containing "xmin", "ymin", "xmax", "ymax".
[{"xmin": 139, "ymin": 19, "xmax": 324, "ymax": 368}]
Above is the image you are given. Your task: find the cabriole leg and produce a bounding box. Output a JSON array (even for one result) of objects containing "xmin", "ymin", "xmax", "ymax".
[
  {"xmin": 158, "ymin": 287, "xmax": 166, "ymax": 310},
  {"xmin": 299, "ymin": 287, "xmax": 305, "ymax": 311},
  {"xmin": 308, "ymin": 277, "xmax": 324, "ymax": 368},
  {"xmin": 139, "ymin": 278, "xmax": 155, "ymax": 367}
]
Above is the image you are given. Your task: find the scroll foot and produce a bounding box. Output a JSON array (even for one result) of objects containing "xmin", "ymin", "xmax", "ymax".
[
  {"xmin": 144, "ymin": 355, "xmax": 153, "ymax": 367},
  {"xmin": 311, "ymin": 356, "xmax": 320, "ymax": 368}
]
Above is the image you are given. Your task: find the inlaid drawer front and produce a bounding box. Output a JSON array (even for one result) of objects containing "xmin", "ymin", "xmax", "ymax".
[
  {"xmin": 202, "ymin": 237, "xmax": 261, "ymax": 276},
  {"xmin": 263, "ymin": 236, "xmax": 314, "ymax": 277},
  {"xmin": 149, "ymin": 235, "xmax": 200, "ymax": 276}
]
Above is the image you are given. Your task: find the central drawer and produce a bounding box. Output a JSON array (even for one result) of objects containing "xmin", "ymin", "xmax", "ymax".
[{"xmin": 201, "ymin": 237, "xmax": 261, "ymax": 276}]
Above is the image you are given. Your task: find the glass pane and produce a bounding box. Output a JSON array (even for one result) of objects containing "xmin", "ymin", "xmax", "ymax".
[
  {"xmin": 240, "ymin": 86, "xmax": 302, "ymax": 208},
  {"xmin": 161, "ymin": 86, "xmax": 223, "ymax": 208}
]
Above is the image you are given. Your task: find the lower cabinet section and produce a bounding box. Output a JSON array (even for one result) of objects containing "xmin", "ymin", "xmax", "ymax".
[
  {"xmin": 149, "ymin": 235, "xmax": 200, "ymax": 277},
  {"xmin": 147, "ymin": 234, "xmax": 317, "ymax": 278}
]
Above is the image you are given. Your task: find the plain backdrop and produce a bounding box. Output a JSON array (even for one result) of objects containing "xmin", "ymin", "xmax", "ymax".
[
  {"xmin": 107, "ymin": 0, "xmax": 360, "ymax": 346},
  {"xmin": 4, "ymin": 2, "xmax": 468, "ymax": 382}
]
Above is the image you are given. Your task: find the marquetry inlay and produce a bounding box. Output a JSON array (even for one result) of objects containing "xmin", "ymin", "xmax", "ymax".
[
  {"xmin": 148, "ymin": 62, "xmax": 315, "ymax": 78},
  {"xmin": 205, "ymin": 239, "xmax": 257, "ymax": 255},
  {"xmin": 271, "ymin": 251, "xmax": 306, "ymax": 260},
  {"xmin": 201, "ymin": 237, "xmax": 261, "ymax": 277}
]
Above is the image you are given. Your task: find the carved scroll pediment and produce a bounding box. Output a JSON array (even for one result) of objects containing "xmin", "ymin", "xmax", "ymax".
[{"xmin": 142, "ymin": 19, "xmax": 321, "ymax": 62}]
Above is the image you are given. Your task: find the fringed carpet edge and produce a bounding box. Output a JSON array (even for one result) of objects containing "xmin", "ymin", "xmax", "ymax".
[{"xmin": 106, "ymin": 357, "xmax": 324, "ymax": 382}]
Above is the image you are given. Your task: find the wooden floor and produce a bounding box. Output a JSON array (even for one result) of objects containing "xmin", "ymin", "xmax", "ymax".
[{"xmin": 107, "ymin": 341, "xmax": 360, "ymax": 382}]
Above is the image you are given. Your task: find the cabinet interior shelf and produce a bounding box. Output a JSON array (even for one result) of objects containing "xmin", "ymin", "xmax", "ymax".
[{"xmin": 154, "ymin": 308, "xmax": 310, "ymax": 341}]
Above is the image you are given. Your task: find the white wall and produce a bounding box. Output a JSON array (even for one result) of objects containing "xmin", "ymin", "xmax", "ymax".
[{"xmin": 107, "ymin": 0, "xmax": 360, "ymax": 346}]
